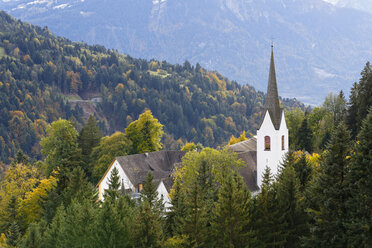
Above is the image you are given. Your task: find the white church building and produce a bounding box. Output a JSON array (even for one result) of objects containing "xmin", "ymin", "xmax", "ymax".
[{"xmin": 229, "ymin": 46, "xmax": 289, "ymax": 188}]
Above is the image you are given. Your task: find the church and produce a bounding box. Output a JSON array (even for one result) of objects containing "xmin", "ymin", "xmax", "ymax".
[
  {"xmin": 229, "ymin": 46, "xmax": 289, "ymax": 187},
  {"xmin": 97, "ymin": 47, "xmax": 288, "ymax": 205}
]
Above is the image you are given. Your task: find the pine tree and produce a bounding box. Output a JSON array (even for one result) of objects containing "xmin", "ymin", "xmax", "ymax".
[
  {"xmin": 78, "ymin": 115, "xmax": 102, "ymax": 177},
  {"xmin": 346, "ymin": 82, "xmax": 359, "ymax": 138},
  {"xmin": 346, "ymin": 107, "xmax": 372, "ymax": 247},
  {"xmin": 182, "ymin": 178, "xmax": 210, "ymax": 247},
  {"xmin": 253, "ymin": 167, "xmax": 286, "ymax": 248},
  {"xmin": 276, "ymin": 166, "xmax": 308, "ymax": 248},
  {"xmin": 6, "ymin": 222, "xmax": 21, "ymax": 247},
  {"xmin": 304, "ymin": 123, "xmax": 351, "ymax": 247},
  {"xmin": 104, "ymin": 167, "xmax": 121, "ymax": 201},
  {"xmin": 48, "ymin": 199, "xmax": 97, "ymax": 248},
  {"xmin": 21, "ymin": 221, "xmax": 46, "ymax": 248},
  {"xmin": 211, "ymin": 172, "xmax": 254, "ymax": 248},
  {"xmin": 62, "ymin": 166, "xmax": 94, "ymax": 206},
  {"xmin": 166, "ymin": 180, "xmax": 186, "ymax": 237},
  {"xmin": 297, "ymin": 115, "xmax": 313, "ymax": 153},
  {"xmin": 294, "ymin": 153, "xmax": 312, "ymax": 191},
  {"xmin": 95, "ymin": 199, "xmax": 133, "ymax": 248},
  {"xmin": 133, "ymin": 201, "xmax": 163, "ymax": 248},
  {"xmin": 142, "ymin": 172, "xmax": 158, "ymax": 207},
  {"xmin": 347, "ymin": 62, "xmax": 372, "ymax": 138}
]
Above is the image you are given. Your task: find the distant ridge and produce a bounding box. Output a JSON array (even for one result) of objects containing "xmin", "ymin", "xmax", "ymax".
[{"xmin": 1, "ymin": 0, "xmax": 372, "ymax": 104}]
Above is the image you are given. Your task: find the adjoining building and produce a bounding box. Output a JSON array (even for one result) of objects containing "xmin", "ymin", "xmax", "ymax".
[{"xmin": 97, "ymin": 151, "xmax": 186, "ymax": 209}]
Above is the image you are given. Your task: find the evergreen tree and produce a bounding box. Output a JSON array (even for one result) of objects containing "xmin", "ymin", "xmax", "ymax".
[
  {"xmin": 165, "ymin": 180, "xmax": 186, "ymax": 237},
  {"xmin": 78, "ymin": 115, "xmax": 102, "ymax": 177},
  {"xmin": 275, "ymin": 166, "xmax": 308, "ymax": 248},
  {"xmin": 347, "ymin": 62, "xmax": 372, "ymax": 138},
  {"xmin": 95, "ymin": 199, "xmax": 133, "ymax": 248},
  {"xmin": 142, "ymin": 172, "xmax": 158, "ymax": 207},
  {"xmin": 297, "ymin": 115, "xmax": 313, "ymax": 153},
  {"xmin": 21, "ymin": 221, "xmax": 45, "ymax": 248},
  {"xmin": 211, "ymin": 172, "xmax": 254, "ymax": 248},
  {"xmin": 182, "ymin": 177, "xmax": 210, "ymax": 247},
  {"xmin": 294, "ymin": 153, "xmax": 312, "ymax": 191},
  {"xmin": 133, "ymin": 201, "xmax": 163, "ymax": 248},
  {"xmin": 253, "ymin": 167, "xmax": 286, "ymax": 247},
  {"xmin": 43, "ymin": 199, "xmax": 97, "ymax": 248},
  {"xmin": 104, "ymin": 167, "xmax": 121, "ymax": 201},
  {"xmin": 6, "ymin": 222, "xmax": 21, "ymax": 247},
  {"xmin": 304, "ymin": 123, "xmax": 351, "ymax": 247},
  {"xmin": 62, "ymin": 166, "xmax": 94, "ymax": 206},
  {"xmin": 346, "ymin": 82, "xmax": 359, "ymax": 138},
  {"xmin": 347, "ymin": 107, "xmax": 372, "ymax": 247}
]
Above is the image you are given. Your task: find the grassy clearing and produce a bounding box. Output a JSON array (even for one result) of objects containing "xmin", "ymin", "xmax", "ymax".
[
  {"xmin": 147, "ymin": 69, "xmax": 170, "ymax": 78},
  {"xmin": 59, "ymin": 94, "xmax": 83, "ymax": 101}
]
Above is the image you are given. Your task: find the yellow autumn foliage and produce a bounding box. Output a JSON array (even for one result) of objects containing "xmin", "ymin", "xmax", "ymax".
[{"xmin": 19, "ymin": 175, "xmax": 58, "ymax": 224}]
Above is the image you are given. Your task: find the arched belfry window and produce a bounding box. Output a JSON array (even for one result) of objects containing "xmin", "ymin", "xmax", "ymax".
[
  {"xmin": 282, "ymin": 135, "xmax": 285, "ymax": 150},
  {"xmin": 264, "ymin": 136, "xmax": 271, "ymax": 151}
]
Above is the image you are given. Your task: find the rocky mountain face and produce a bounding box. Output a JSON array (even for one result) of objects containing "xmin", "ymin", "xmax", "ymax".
[
  {"xmin": 1, "ymin": 0, "xmax": 372, "ymax": 104},
  {"xmin": 324, "ymin": 0, "xmax": 372, "ymax": 14}
]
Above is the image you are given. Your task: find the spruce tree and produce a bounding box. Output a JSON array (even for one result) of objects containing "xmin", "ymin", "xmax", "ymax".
[
  {"xmin": 142, "ymin": 172, "xmax": 158, "ymax": 207},
  {"xmin": 347, "ymin": 62, "xmax": 372, "ymax": 138},
  {"xmin": 294, "ymin": 153, "xmax": 312, "ymax": 191},
  {"xmin": 21, "ymin": 221, "xmax": 45, "ymax": 248},
  {"xmin": 166, "ymin": 179, "xmax": 186, "ymax": 237},
  {"xmin": 95, "ymin": 199, "xmax": 133, "ymax": 248},
  {"xmin": 297, "ymin": 115, "xmax": 313, "ymax": 153},
  {"xmin": 78, "ymin": 115, "xmax": 102, "ymax": 177},
  {"xmin": 104, "ymin": 167, "xmax": 121, "ymax": 201},
  {"xmin": 304, "ymin": 123, "xmax": 351, "ymax": 247},
  {"xmin": 276, "ymin": 166, "xmax": 308, "ymax": 248},
  {"xmin": 347, "ymin": 107, "xmax": 372, "ymax": 247},
  {"xmin": 133, "ymin": 201, "xmax": 163, "ymax": 248},
  {"xmin": 253, "ymin": 166, "xmax": 286, "ymax": 247},
  {"xmin": 62, "ymin": 166, "xmax": 94, "ymax": 206},
  {"xmin": 6, "ymin": 222, "xmax": 21, "ymax": 247},
  {"xmin": 182, "ymin": 178, "xmax": 210, "ymax": 247},
  {"xmin": 211, "ymin": 172, "xmax": 254, "ymax": 248}
]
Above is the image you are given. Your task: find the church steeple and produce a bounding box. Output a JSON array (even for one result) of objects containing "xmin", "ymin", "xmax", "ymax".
[{"xmin": 264, "ymin": 46, "xmax": 282, "ymax": 130}]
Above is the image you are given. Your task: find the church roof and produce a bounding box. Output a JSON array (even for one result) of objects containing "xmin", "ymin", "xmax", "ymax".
[
  {"xmin": 229, "ymin": 136, "xmax": 257, "ymax": 153},
  {"xmin": 261, "ymin": 47, "xmax": 283, "ymax": 130},
  {"xmin": 115, "ymin": 150, "xmax": 186, "ymax": 188},
  {"xmin": 228, "ymin": 137, "xmax": 259, "ymax": 192}
]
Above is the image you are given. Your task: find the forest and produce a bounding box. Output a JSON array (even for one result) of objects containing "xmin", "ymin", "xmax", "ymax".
[
  {"xmin": 1, "ymin": 10, "xmax": 372, "ymax": 248},
  {"xmin": 0, "ymin": 11, "xmax": 303, "ymax": 164}
]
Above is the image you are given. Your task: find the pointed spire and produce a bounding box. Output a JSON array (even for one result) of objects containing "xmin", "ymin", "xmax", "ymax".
[{"xmin": 264, "ymin": 46, "xmax": 282, "ymax": 130}]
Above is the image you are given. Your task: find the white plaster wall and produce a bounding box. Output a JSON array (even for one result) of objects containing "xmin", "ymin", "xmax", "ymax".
[
  {"xmin": 156, "ymin": 181, "xmax": 172, "ymax": 211},
  {"xmin": 99, "ymin": 160, "xmax": 134, "ymax": 201},
  {"xmin": 257, "ymin": 110, "xmax": 289, "ymax": 188}
]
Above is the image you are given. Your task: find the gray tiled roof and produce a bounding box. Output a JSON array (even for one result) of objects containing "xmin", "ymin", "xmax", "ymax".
[
  {"xmin": 115, "ymin": 151, "xmax": 186, "ymax": 188},
  {"xmin": 229, "ymin": 137, "xmax": 257, "ymax": 153},
  {"xmin": 260, "ymin": 48, "xmax": 283, "ymax": 130},
  {"xmin": 228, "ymin": 137, "xmax": 259, "ymax": 192}
]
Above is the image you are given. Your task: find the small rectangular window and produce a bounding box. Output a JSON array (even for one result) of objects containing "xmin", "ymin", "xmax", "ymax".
[
  {"xmin": 265, "ymin": 136, "xmax": 270, "ymax": 151},
  {"xmin": 282, "ymin": 135, "xmax": 285, "ymax": 150}
]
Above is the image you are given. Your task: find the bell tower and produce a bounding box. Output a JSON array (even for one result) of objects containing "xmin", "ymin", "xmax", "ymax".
[{"xmin": 256, "ymin": 46, "xmax": 289, "ymax": 187}]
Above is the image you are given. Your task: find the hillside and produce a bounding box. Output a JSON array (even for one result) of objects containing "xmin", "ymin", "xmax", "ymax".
[
  {"xmin": 0, "ymin": 11, "xmax": 303, "ymax": 163},
  {"xmin": 1, "ymin": 0, "xmax": 372, "ymax": 104}
]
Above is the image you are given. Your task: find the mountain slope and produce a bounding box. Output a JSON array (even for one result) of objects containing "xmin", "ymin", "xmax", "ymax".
[
  {"xmin": 1, "ymin": 0, "xmax": 371, "ymax": 104},
  {"xmin": 0, "ymin": 11, "xmax": 303, "ymax": 163}
]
